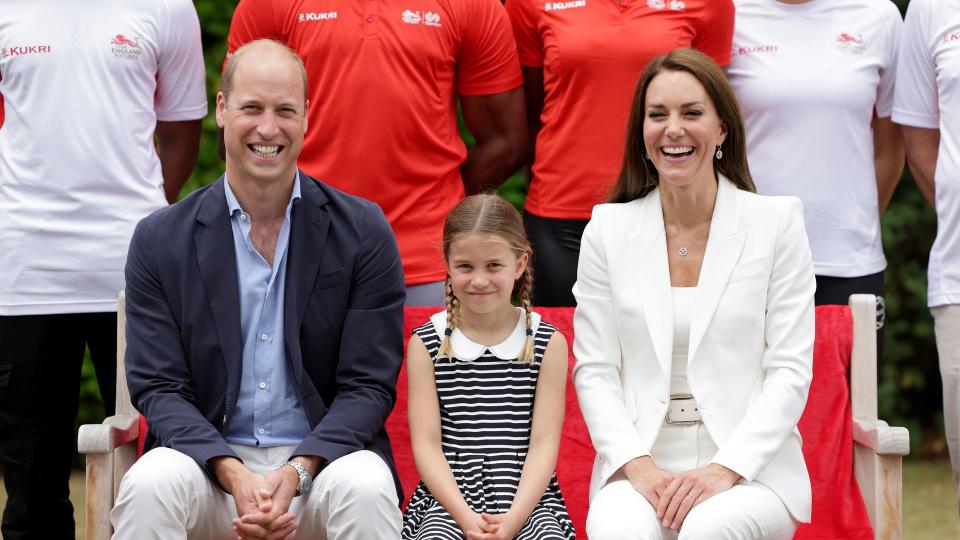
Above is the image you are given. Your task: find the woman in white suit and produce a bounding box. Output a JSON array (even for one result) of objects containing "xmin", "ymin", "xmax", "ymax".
[{"xmin": 573, "ymin": 49, "xmax": 815, "ymax": 539}]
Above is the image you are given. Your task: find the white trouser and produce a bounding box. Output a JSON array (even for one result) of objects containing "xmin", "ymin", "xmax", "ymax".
[
  {"xmin": 111, "ymin": 444, "xmax": 401, "ymax": 540},
  {"xmin": 933, "ymin": 304, "xmax": 960, "ymax": 493},
  {"xmin": 587, "ymin": 422, "xmax": 796, "ymax": 539}
]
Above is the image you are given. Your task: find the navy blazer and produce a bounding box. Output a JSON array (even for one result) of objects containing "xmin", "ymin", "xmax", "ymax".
[{"xmin": 124, "ymin": 172, "xmax": 406, "ymax": 494}]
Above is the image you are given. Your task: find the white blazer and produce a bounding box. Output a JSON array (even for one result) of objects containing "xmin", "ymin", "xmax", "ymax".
[{"xmin": 572, "ymin": 177, "xmax": 815, "ymax": 522}]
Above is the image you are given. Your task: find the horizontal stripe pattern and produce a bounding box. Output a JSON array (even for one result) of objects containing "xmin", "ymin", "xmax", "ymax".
[{"xmin": 401, "ymin": 318, "xmax": 575, "ymax": 539}]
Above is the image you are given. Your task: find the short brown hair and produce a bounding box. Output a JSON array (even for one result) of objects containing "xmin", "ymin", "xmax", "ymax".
[
  {"xmin": 610, "ymin": 48, "xmax": 756, "ymax": 203},
  {"xmin": 221, "ymin": 39, "xmax": 308, "ymax": 102}
]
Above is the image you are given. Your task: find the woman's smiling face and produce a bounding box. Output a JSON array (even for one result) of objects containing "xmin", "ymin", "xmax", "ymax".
[{"xmin": 642, "ymin": 69, "xmax": 727, "ymax": 190}]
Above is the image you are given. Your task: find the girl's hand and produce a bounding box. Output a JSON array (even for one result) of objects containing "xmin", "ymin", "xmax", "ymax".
[
  {"xmin": 455, "ymin": 510, "xmax": 493, "ymax": 538},
  {"xmin": 622, "ymin": 456, "xmax": 676, "ymax": 510},
  {"xmin": 657, "ymin": 463, "xmax": 741, "ymax": 531},
  {"xmin": 463, "ymin": 512, "xmax": 523, "ymax": 540}
]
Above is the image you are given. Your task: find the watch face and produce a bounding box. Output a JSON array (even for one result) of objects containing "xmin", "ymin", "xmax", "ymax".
[{"xmin": 299, "ymin": 474, "xmax": 312, "ymax": 495}]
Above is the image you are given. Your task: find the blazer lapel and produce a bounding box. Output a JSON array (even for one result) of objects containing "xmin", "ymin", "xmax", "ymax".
[
  {"xmin": 634, "ymin": 191, "xmax": 674, "ymax": 378},
  {"xmin": 689, "ymin": 178, "xmax": 745, "ymax": 362},
  {"xmin": 194, "ymin": 177, "xmax": 243, "ymax": 391},
  {"xmin": 283, "ymin": 174, "xmax": 329, "ymax": 386}
]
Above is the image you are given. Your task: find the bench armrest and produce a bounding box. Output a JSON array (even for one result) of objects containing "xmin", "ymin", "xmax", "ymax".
[
  {"xmin": 853, "ymin": 418, "xmax": 910, "ymax": 456},
  {"xmin": 78, "ymin": 414, "xmax": 140, "ymax": 454}
]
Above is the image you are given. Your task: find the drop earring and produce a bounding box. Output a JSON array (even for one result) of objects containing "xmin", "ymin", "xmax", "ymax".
[{"xmin": 715, "ymin": 145, "xmax": 723, "ymax": 160}]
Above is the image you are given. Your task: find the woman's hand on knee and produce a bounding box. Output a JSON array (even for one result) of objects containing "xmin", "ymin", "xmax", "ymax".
[
  {"xmin": 622, "ymin": 456, "xmax": 676, "ymax": 510},
  {"xmin": 657, "ymin": 463, "xmax": 741, "ymax": 531}
]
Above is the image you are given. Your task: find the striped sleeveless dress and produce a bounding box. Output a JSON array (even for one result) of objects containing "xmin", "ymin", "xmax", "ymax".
[{"xmin": 401, "ymin": 309, "xmax": 575, "ymax": 540}]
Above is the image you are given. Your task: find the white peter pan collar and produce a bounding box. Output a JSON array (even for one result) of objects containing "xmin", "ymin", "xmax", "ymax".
[{"xmin": 430, "ymin": 307, "xmax": 541, "ymax": 361}]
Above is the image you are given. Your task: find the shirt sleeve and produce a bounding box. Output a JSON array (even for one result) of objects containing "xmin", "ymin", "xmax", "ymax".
[
  {"xmin": 154, "ymin": 0, "xmax": 207, "ymax": 121},
  {"xmin": 504, "ymin": 0, "xmax": 544, "ymax": 68},
  {"xmin": 892, "ymin": 0, "xmax": 939, "ymax": 128},
  {"xmin": 457, "ymin": 0, "xmax": 524, "ymax": 96},
  {"xmin": 874, "ymin": 1, "xmax": 903, "ymax": 119},
  {"xmin": 227, "ymin": 0, "xmax": 285, "ymax": 54},
  {"xmin": 692, "ymin": 0, "xmax": 735, "ymax": 67}
]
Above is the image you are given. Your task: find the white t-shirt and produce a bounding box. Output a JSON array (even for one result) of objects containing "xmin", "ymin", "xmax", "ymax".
[
  {"xmin": 729, "ymin": 0, "xmax": 902, "ymax": 278},
  {"xmin": 0, "ymin": 0, "xmax": 207, "ymax": 315},
  {"xmin": 892, "ymin": 0, "xmax": 960, "ymax": 308}
]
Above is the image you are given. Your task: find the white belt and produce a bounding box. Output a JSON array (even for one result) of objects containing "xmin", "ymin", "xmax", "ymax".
[{"xmin": 665, "ymin": 394, "xmax": 702, "ymax": 425}]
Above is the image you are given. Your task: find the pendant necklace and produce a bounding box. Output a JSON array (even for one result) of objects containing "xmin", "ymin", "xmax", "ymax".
[{"xmin": 675, "ymin": 222, "xmax": 711, "ymax": 257}]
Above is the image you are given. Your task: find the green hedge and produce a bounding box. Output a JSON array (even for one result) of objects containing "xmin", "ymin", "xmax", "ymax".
[{"xmin": 80, "ymin": 0, "xmax": 945, "ymax": 456}]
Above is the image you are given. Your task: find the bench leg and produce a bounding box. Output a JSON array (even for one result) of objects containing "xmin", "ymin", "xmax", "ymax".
[
  {"xmin": 85, "ymin": 452, "xmax": 114, "ymax": 540},
  {"xmin": 854, "ymin": 444, "xmax": 904, "ymax": 540}
]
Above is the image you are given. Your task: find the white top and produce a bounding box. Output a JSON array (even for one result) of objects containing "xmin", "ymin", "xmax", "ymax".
[
  {"xmin": 670, "ymin": 287, "xmax": 695, "ymax": 395},
  {"xmin": 729, "ymin": 0, "xmax": 902, "ymax": 277},
  {"xmin": 892, "ymin": 0, "xmax": 960, "ymax": 308},
  {"xmin": 0, "ymin": 0, "xmax": 207, "ymax": 315},
  {"xmin": 430, "ymin": 308, "xmax": 542, "ymax": 361}
]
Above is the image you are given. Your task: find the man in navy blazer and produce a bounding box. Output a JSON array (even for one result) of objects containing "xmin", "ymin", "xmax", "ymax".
[{"xmin": 110, "ymin": 39, "xmax": 405, "ymax": 539}]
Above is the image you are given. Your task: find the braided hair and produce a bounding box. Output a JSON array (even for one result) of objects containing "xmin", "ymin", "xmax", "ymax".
[{"xmin": 438, "ymin": 194, "xmax": 536, "ymax": 363}]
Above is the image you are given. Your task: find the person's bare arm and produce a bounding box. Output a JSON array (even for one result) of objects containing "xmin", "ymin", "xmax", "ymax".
[
  {"xmin": 519, "ymin": 67, "xmax": 544, "ymax": 180},
  {"xmin": 156, "ymin": 120, "xmax": 202, "ymax": 203},
  {"xmin": 901, "ymin": 125, "xmax": 940, "ymax": 208},
  {"xmin": 873, "ymin": 115, "xmax": 905, "ymax": 214},
  {"xmin": 407, "ymin": 334, "xmax": 488, "ymax": 536},
  {"xmin": 459, "ymin": 87, "xmax": 528, "ymax": 195},
  {"xmin": 471, "ymin": 332, "xmax": 568, "ymax": 540}
]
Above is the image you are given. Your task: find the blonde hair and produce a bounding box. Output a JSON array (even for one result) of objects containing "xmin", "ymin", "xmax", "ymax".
[{"xmin": 438, "ymin": 194, "xmax": 536, "ymax": 363}]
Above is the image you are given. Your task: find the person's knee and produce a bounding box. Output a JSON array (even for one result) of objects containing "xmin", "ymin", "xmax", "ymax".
[
  {"xmin": 588, "ymin": 515, "xmax": 662, "ymax": 540},
  {"xmin": 679, "ymin": 500, "xmax": 752, "ymax": 540},
  {"xmin": 586, "ymin": 490, "xmax": 662, "ymax": 540},
  {"xmin": 319, "ymin": 451, "xmax": 396, "ymax": 507},
  {"xmin": 117, "ymin": 447, "xmax": 203, "ymax": 501},
  {"xmin": 678, "ymin": 500, "xmax": 792, "ymax": 540}
]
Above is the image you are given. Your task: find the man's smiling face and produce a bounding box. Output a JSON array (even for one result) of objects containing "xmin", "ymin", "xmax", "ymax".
[{"xmin": 217, "ymin": 44, "xmax": 308, "ymax": 186}]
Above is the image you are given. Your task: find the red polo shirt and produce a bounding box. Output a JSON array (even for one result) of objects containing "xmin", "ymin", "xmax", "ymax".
[
  {"xmin": 229, "ymin": 0, "xmax": 523, "ymax": 285},
  {"xmin": 506, "ymin": 0, "xmax": 734, "ymax": 220}
]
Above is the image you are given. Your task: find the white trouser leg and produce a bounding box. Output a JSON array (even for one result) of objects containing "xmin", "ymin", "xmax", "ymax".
[
  {"xmin": 301, "ymin": 449, "xmax": 401, "ymax": 539},
  {"xmin": 110, "ymin": 446, "xmax": 236, "ymax": 540},
  {"xmin": 112, "ymin": 445, "xmax": 400, "ymax": 540},
  {"xmin": 933, "ymin": 304, "xmax": 960, "ymax": 492},
  {"xmin": 586, "ymin": 471, "xmax": 672, "ymax": 540},
  {"xmin": 678, "ymin": 483, "xmax": 795, "ymax": 540},
  {"xmin": 586, "ymin": 473, "xmax": 794, "ymax": 540}
]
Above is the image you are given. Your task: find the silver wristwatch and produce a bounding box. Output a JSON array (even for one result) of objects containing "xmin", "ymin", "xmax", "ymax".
[{"xmin": 286, "ymin": 458, "xmax": 312, "ymax": 496}]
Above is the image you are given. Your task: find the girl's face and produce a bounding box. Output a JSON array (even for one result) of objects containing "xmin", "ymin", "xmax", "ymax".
[
  {"xmin": 447, "ymin": 234, "xmax": 528, "ymax": 317},
  {"xmin": 642, "ymin": 70, "xmax": 727, "ymax": 191}
]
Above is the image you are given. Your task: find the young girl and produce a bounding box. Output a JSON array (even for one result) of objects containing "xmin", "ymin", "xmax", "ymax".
[{"xmin": 402, "ymin": 194, "xmax": 575, "ymax": 540}]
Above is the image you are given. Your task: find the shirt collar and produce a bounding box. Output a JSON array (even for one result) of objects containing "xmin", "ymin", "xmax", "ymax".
[
  {"xmin": 429, "ymin": 307, "xmax": 540, "ymax": 361},
  {"xmin": 224, "ymin": 171, "xmax": 302, "ymax": 217}
]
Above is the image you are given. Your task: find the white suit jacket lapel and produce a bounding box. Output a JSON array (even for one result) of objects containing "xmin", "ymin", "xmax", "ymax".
[
  {"xmin": 633, "ymin": 190, "xmax": 674, "ymax": 378},
  {"xmin": 689, "ymin": 178, "xmax": 746, "ymax": 362}
]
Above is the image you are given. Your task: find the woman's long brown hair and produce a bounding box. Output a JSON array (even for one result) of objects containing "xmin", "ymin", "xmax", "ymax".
[{"xmin": 609, "ymin": 48, "xmax": 756, "ymax": 203}]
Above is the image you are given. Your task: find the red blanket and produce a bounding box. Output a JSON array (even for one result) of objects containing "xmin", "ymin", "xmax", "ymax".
[
  {"xmin": 794, "ymin": 305, "xmax": 873, "ymax": 539},
  {"xmin": 137, "ymin": 306, "xmax": 873, "ymax": 538}
]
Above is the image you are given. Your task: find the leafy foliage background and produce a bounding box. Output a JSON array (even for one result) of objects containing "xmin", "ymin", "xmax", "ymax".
[{"xmin": 77, "ymin": 0, "xmax": 943, "ymax": 456}]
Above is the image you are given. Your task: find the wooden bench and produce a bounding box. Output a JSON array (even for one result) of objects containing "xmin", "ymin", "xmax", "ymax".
[{"xmin": 78, "ymin": 294, "xmax": 909, "ymax": 539}]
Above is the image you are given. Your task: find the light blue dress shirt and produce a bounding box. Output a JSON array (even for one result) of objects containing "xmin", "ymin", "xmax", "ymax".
[{"xmin": 223, "ymin": 174, "xmax": 311, "ymax": 447}]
